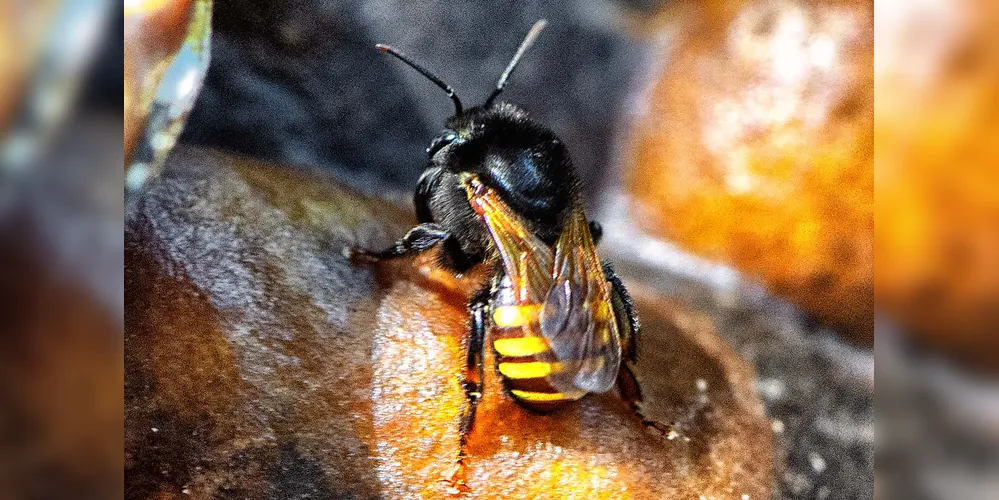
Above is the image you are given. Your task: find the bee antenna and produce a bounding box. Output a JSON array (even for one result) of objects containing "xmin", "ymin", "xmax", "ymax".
[
  {"xmin": 484, "ymin": 19, "xmax": 547, "ymax": 108},
  {"xmin": 376, "ymin": 44, "xmax": 464, "ymax": 115}
]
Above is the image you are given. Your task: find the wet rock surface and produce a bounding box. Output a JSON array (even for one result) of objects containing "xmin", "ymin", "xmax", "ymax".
[{"xmin": 125, "ymin": 147, "xmax": 774, "ymax": 498}]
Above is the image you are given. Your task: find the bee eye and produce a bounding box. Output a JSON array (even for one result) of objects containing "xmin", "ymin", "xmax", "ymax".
[{"xmin": 426, "ymin": 131, "xmax": 458, "ymax": 157}]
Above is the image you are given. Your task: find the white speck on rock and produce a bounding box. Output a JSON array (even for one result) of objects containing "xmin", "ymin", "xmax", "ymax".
[
  {"xmin": 771, "ymin": 419, "xmax": 785, "ymax": 434},
  {"xmin": 808, "ymin": 451, "xmax": 827, "ymax": 473}
]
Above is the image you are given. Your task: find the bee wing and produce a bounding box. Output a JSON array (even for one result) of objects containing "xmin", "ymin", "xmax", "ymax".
[
  {"xmin": 538, "ymin": 209, "xmax": 621, "ymax": 394},
  {"xmin": 464, "ymin": 176, "xmax": 553, "ymax": 302}
]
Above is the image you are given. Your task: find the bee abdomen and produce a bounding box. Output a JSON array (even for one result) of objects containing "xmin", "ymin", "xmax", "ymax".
[{"xmin": 490, "ymin": 305, "xmax": 587, "ymax": 411}]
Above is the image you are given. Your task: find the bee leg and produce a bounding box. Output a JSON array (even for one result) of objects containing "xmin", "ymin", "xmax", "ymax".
[
  {"xmin": 442, "ymin": 287, "xmax": 488, "ymax": 494},
  {"xmin": 348, "ymin": 221, "xmax": 478, "ymax": 274},
  {"xmin": 461, "ymin": 288, "xmax": 488, "ymax": 442},
  {"xmin": 603, "ymin": 262, "xmax": 639, "ymax": 363},
  {"xmin": 347, "ymin": 223, "xmax": 451, "ymax": 261},
  {"xmin": 616, "ymin": 364, "xmax": 677, "ymax": 439},
  {"xmin": 604, "ymin": 264, "xmax": 675, "ymax": 437},
  {"xmin": 588, "ymin": 220, "xmax": 603, "ymax": 245},
  {"xmin": 414, "ymin": 167, "xmax": 443, "ymax": 224}
]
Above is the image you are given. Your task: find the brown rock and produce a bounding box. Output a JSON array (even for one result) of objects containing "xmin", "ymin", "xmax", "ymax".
[
  {"xmin": 623, "ymin": 0, "xmax": 874, "ymax": 342},
  {"xmin": 125, "ymin": 147, "xmax": 773, "ymax": 498}
]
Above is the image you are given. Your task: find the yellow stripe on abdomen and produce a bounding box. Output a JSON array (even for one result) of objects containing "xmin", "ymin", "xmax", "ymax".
[
  {"xmin": 491, "ymin": 305, "xmax": 542, "ymax": 327},
  {"xmin": 498, "ymin": 361, "xmax": 555, "ymax": 379},
  {"xmin": 509, "ymin": 389, "xmax": 570, "ymax": 402},
  {"xmin": 493, "ymin": 336, "xmax": 549, "ymax": 357}
]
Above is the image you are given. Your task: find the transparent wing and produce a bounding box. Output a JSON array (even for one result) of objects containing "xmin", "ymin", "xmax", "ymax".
[
  {"xmin": 464, "ymin": 176, "xmax": 552, "ymax": 302},
  {"xmin": 539, "ymin": 209, "xmax": 621, "ymax": 394},
  {"xmin": 464, "ymin": 175, "xmax": 620, "ymax": 395}
]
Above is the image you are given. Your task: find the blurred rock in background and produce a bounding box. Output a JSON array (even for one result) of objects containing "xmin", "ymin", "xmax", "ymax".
[
  {"xmin": 621, "ymin": 0, "xmax": 874, "ymax": 343},
  {"xmin": 874, "ymin": 0, "xmax": 999, "ymax": 371},
  {"xmin": 874, "ymin": 0, "xmax": 999, "ymax": 496},
  {"xmin": 0, "ymin": 1, "xmax": 59, "ymax": 134},
  {"xmin": 878, "ymin": 324, "xmax": 999, "ymax": 500},
  {"xmin": 0, "ymin": 114, "xmax": 122, "ymax": 500},
  {"xmin": 1, "ymin": 2, "xmax": 122, "ymax": 499}
]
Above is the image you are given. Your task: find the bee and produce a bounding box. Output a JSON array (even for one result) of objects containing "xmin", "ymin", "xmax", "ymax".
[{"xmin": 352, "ymin": 19, "xmax": 667, "ymax": 490}]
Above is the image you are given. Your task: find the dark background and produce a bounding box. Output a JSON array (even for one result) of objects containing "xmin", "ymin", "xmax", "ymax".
[{"xmin": 179, "ymin": 0, "xmax": 647, "ymax": 203}]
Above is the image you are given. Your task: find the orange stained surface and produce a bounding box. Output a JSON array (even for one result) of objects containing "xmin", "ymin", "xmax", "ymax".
[
  {"xmin": 369, "ymin": 270, "xmax": 771, "ymax": 499},
  {"xmin": 626, "ymin": 0, "xmax": 874, "ymax": 340}
]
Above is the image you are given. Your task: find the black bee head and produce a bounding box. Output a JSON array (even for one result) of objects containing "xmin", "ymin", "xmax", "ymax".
[
  {"xmin": 378, "ymin": 20, "xmax": 574, "ymax": 243},
  {"xmin": 433, "ymin": 103, "xmax": 578, "ymax": 242}
]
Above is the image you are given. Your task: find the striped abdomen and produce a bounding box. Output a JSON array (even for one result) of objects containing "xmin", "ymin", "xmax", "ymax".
[{"xmin": 489, "ymin": 280, "xmax": 613, "ymax": 412}]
